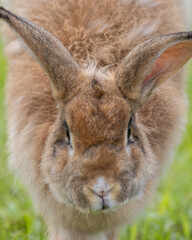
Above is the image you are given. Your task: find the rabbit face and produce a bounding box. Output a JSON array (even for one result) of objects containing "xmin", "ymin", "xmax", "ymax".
[{"xmin": 41, "ymin": 76, "xmax": 155, "ymax": 212}]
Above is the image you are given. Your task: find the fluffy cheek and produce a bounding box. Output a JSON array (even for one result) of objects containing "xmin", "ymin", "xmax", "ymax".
[
  {"xmin": 116, "ymin": 145, "xmax": 154, "ymax": 203},
  {"xmin": 67, "ymin": 177, "xmax": 91, "ymax": 210},
  {"xmin": 41, "ymin": 145, "xmax": 70, "ymax": 204},
  {"xmin": 117, "ymin": 177, "xmax": 145, "ymax": 204}
]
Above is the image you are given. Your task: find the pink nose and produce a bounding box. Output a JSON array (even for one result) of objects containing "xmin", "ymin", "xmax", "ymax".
[
  {"xmin": 96, "ymin": 189, "xmax": 108, "ymax": 198},
  {"xmin": 88, "ymin": 186, "xmax": 111, "ymax": 197},
  {"xmin": 87, "ymin": 177, "xmax": 114, "ymax": 199}
]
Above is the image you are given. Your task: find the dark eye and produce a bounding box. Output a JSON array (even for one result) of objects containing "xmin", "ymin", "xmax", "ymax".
[
  {"xmin": 63, "ymin": 121, "xmax": 71, "ymax": 144},
  {"xmin": 127, "ymin": 117, "xmax": 132, "ymax": 142}
]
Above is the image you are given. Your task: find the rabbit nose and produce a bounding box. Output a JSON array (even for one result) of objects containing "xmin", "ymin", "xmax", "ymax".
[
  {"xmin": 87, "ymin": 186, "xmax": 114, "ymax": 200},
  {"xmin": 97, "ymin": 190, "xmax": 107, "ymax": 197},
  {"xmin": 88, "ymin": 176, "xmax": 114, "ymax": 197},
  {"xmin": 91, "ymin": 188, "xmax": 110, "ymax": 197}
]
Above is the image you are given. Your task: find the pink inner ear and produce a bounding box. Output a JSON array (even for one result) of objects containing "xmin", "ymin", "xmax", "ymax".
[
  {"xmin": 143, "ymin": 42, "xmax": 192, "ymax": 84},
  {"xmin": 143, "ymin": 58, "xmax": 170, "ymax": 83}
]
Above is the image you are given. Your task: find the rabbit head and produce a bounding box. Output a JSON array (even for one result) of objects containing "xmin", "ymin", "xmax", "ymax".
[
  {"xmin": 1, "ymin": 7, "xmax": 192, "ymax": 212},
  {"xmin": 42, "ymin": 72, "xmax": 154, "ymax": 211}
]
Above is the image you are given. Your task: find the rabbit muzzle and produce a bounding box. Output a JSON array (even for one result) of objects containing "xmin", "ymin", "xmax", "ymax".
[{"xmin": 66, "ymin": 161, "xmax": 146, "ymax": 213}]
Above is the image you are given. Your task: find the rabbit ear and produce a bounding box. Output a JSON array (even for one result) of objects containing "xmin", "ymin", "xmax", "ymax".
[
  {"xmin": 116, "ymin": 32, "xmax": 192, "ymax": 107},
  {"xmin": 0, "ymin": 7, "xmax": 79, "ymax": 99}
]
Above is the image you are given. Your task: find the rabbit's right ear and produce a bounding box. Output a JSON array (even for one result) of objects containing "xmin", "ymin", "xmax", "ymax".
[
  {"xmin": 0, "ymin": 7, "xmax": 79, "ymax": 100},
  {"xmin": 116, "ymin": 32, "xmax": 192, "ymax": 108}
]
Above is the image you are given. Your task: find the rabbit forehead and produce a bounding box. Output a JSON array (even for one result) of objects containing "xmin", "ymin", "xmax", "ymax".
[
  {"xmin": 65, "ymin": 94, "xmax": 130, "ymax": 146},
  {"xmin": 67, "ymin": 94, "xmax": 130, "ymax": 130}
]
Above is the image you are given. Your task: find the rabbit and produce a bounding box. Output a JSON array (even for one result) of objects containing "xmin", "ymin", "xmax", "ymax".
[{"xmin": 0, "ymin": 0, "xmax": 192, "ymax": 239}]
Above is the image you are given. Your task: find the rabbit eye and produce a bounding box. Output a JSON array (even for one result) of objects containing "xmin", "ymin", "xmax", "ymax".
[
  {"xmin": 63, "ymin": 121, "xmax": 71, "ymax": 144},
  {"xmin": 127, "ymin": 117, "xmax": 132, "ymax": 142}
]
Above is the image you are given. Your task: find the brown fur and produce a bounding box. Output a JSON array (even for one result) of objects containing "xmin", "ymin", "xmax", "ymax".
[{"xmin": 0, "ymin": 0, "xmax": 191, "ymax": 240}]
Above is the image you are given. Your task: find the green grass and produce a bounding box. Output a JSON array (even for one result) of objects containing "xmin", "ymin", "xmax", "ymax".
[{"xmin": 0, "ymin": 36, "xmax": 192, "ymax": 239}]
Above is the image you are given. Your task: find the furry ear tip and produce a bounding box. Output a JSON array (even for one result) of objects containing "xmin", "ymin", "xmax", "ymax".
[
  {"xmin": 174, "ymin": 31, "xmax": 192, "ymax": 40},
  {"xmin": 184, "ymin": 31, "xmax": 192, "ymax": 39},
  {"xmin": 0, "ymin": 6, "xmax": 9, "ymax": 20},
  {"xmin": 0, "ymin": 6, "xmax": 6, "ymax": 12}
]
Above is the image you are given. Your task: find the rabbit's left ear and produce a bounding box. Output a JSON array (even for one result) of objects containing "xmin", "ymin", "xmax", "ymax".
[{"xmin": 116, "ymin": 32, "xmax": 192, "ymax": 107}]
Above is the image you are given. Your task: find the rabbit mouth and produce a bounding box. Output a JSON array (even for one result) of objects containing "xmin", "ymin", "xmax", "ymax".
[
  {"xmin": 78, "ymin": 200, "xmax": 119, "ymax": 213},
  {"xmin": 101, "ymin": 196, "xmax": 110, "ymax": 210},
  {"xmin": 93, "ymin": 195, "xmax": 117, "ymax": 212}
]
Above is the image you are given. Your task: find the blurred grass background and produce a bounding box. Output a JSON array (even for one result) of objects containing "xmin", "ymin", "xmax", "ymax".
[{"xmin": 0, "ymin": 34, "xmax": 192, "ymax": 239}]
